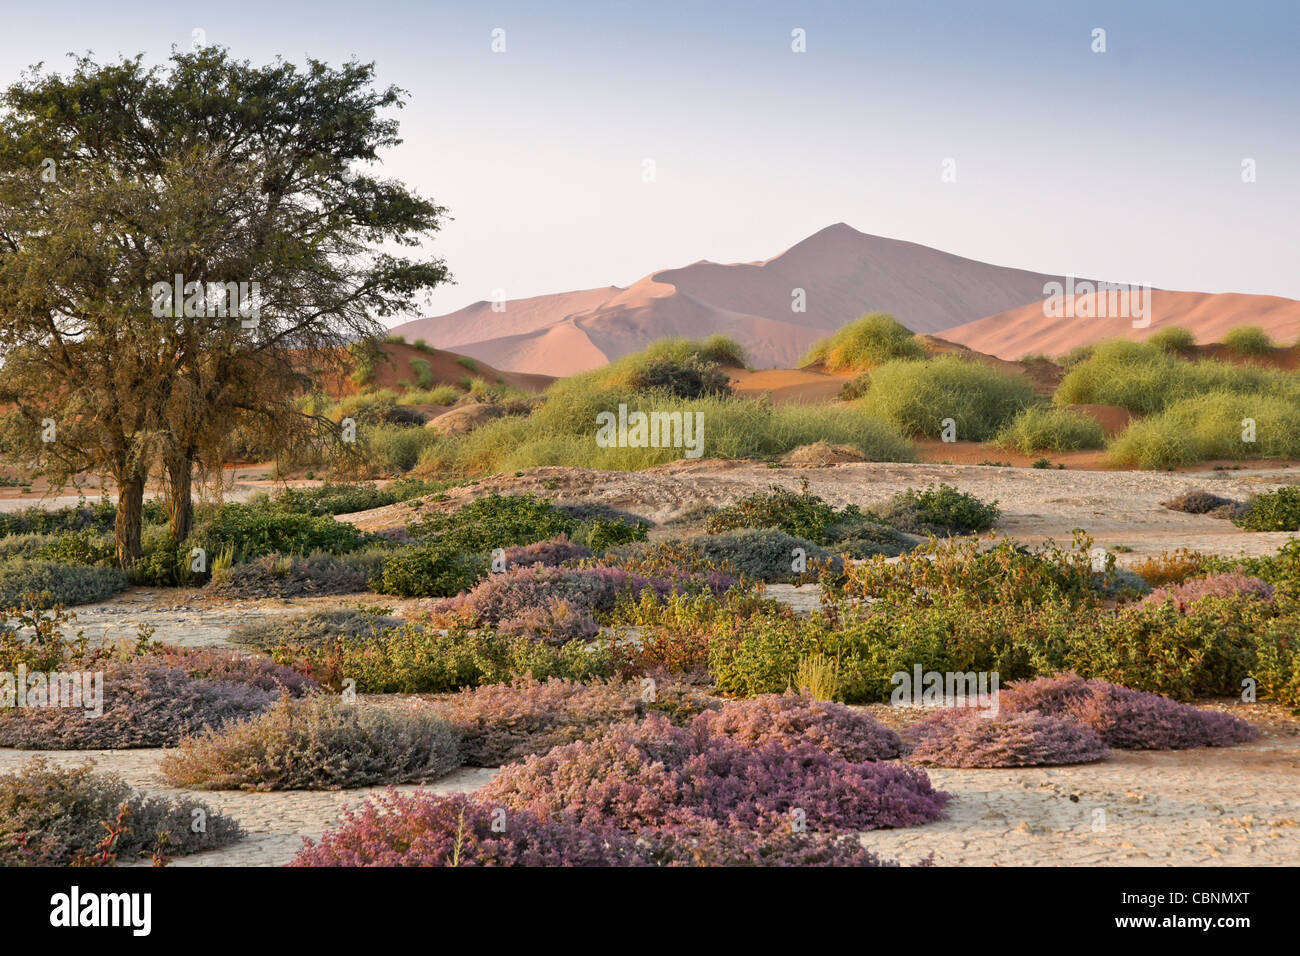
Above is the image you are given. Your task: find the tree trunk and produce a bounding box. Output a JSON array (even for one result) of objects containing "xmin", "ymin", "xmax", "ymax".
[
  {"xmin": 166, "ymin": 451, "xmax": 194, "ymax": 544},
  {"xmin": 114, "ymin": 473, "xmax": 146, "ymax": 569}
]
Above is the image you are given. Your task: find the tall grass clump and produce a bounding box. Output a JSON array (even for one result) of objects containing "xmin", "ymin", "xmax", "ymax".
[
  {"xmin": 853, "ymin": 355, "xmax": 1036, "ymax": 441},
  {"xmin": 1107, "ymin": 391, "xmax": 1300, "ymax": 468},
  {"xmin": 801, "ymin": 313, "xmax": 924, "ymax": 371},
  {"xmin": 1147, "ymin": 326, "xmax": 1197, "ymax": 353},
  {"xmin": 1055, "ymin": 340, "xmax": 1294, "ymax": 415},
  {"xmin": 1223, "ymin": 325, "xmax": 1274, "ymax": 356},
  {"xmin": 995, "ymin": 405, "xmax": 1106, "ymax": 454}
]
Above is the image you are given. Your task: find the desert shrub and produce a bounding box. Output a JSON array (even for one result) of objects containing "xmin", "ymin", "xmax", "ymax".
[
  {"xmin": 704, "ymin": 484, "xmax": 840, "ymax": 540},
  {"xmin": 1140, "ymin": 573, "xmax": 1275, "ymax": 613},
  {"xmin": 441, "ymin": 676, "xmax": 714, "ymax": 766},
  {"xmin": 292, "ymin": 790, "xmax": 899, "ymax": 867},
  {"xmin": 409, "ymin": 494, "xmax": 579, "ymax": 551},
  {"xmin": 1147, "ymin": 325, "xmax": 1198, "ymax": 353},
  {"xmin": 1223, "ymin": 325, "xmax": 1274, "ymax": 356},
  {"xmin": 0, "ymin": 533, "xmax": 59, "ymax": 561},
  {"xmin": 1107, "ymin": 391, "xmax": 1300, "ymax": 468},
  {"xmin": 876, "ymin": 483, "xmax": 1000, "ymax": 535},
  {"xmin": 192, "ymin": 502, "xmax": 366, "ymax": 561},
  {"xmin": 690, "ymin": 693, "xmax": 903, "ymax": 761},
  {"xmin": 0, "ymin": 558, "xmax": 126, "ymax": 608},
  {"xmin": 401, "ymin": 383, "xmax": 461, "ymax": 406},
  {"xmin": 425, "ymin": 564, "xmax": 733, "ymax": 644},
  {"xmin": 274, "ymin": 479, "xmax": 449, "ymax": 517},
  {"xmin": 1254, "ymin": 623, "xmax": 1300, "ymax": 710},
  {"xmin": 292, "ymin": 791, "xmax": 644, "ymax": 866},
  {"xmin": 161, "ymin": 695, "xmax": 462, "ymax": 791},
  {"xmin": 1200, "ymin": 538, "xmax": 1300, "ymax": 598},
  {"xmin": 0, "ymin": 654, "xmax": 309, "ymax": 749},
  {"xmin": 688, "ymin": 529, "xmax": 840, "ymax": 582},
  {"xmin": 372, "ymin": 542, "xmax": 488, "ymax": 597},
  {"xmin": 0, "ymin": 499, "xmax": 166, "ymax": 537},
  {"xmin": 995, "ymin": 406, "xmax": 1105, "ymax": 453},
  {"xmin": 1234, "ymin": 486, "xmax": 1300, "ymax": 532},
  {"xmin": 229, "ymin": 607, "xmax": 403, "ymax": 651},
  {"xmin": 903, "ymin": 708, "xmax": 1109, "ymax": 767},
  {"xmin": 270, "ymin": 623, "xmax": 616, "ymax": 694},
  {"xmin": 801, "ymin": 313, "xmax": 925, "ymax": 371},
  {"xmin": 482, "ymin": 715, "xmax": 948, "ymax": 833},
  {"xmin": 626, "ymin": 355, "xmax": 732, "ymax": 399},
  {"xmin": 353, "ymin": 423, "xmax": 439, "ymax": 475},
  {"xmin": 854, "ymin": 355, "xmax": 1036, "ymax": 441},
  {"xmin": 502, "ymin": 535, "xmax": 594, "ymax": 568},
  {"xmin": 409, "ymin": 356, "xmax": 435, "ymax": 389},
  {"xmin": 207, "ymin": 549, "xmax": 387, "ymax": 598},
  {"xmin": 1130, "ymin": 548, "xmax": 1208, "ymax": 587},
  {"xmin": 1058, "ymin": 340, "xmax": 1295, "ymax": 416},
  {"xmin": 1002, "ymin": 673, "xmax": 1256, "ymax": 749},
  {"xmin": 1161, "ymin": 488, "xmax": 1240, "ymax": 516},
  {"xmin": 0, "ymin": 758, "xmax": 241, "ymax": 866},
  {"xmin": 31, "ymin": 527, "xmax": 116, "ymax": 566}
]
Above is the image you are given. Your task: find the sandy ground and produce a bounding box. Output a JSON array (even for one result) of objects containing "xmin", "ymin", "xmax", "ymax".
[
  {"xmin": 3, "ymin": 702, "xmax": 1292, "ymax": 867},
  {"xmin": 342, "ymin": 459, "xmax": 1299, "ymax": 561},
  {"xmin": 4, "ymin": 459, "xmax": 1299, "ymax": 867}
]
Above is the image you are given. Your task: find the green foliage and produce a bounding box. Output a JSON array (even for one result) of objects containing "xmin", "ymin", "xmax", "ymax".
[
  {"xmin": 853, "ymin": 355, "xmax": 1036, "ymax": 441},
  {"xmin": 270, "ymin": 623, "xmax": 616, "ymax": 694},
  {"xmin": 410, "ymin": 494, "xmax": 579, "ymax": 552},
  {"xmin": 995, "ymin": 405, "xmax": 1106, "ymax": 454},
  {"xmin": 1147, "ymin": 326, "xmax": 1197, "ymax": 353},
  {"xmin": 705, "ymin": 484, "xmax": 841, "ymax": 541},
  {"xmin": 1107, "ymin": 391, "xmax": 1300, "ymax": 468},
  {"xmin": 192, "ymin": 502, "xmax": 366, "ymax": 562},
  {"xmin": 400, "ymin": 384, "xmax": 461, "ymax": 406},
  {"xmin": 372, "ymin": 542, "xmax": 488, "ymax": 597},
  {"xmin": 0, "ymin": 559, "xmax": 127, "ymax": 608},
  {"xmin": 409, "ymin": 357, "xmax": 435, "ymax": 388},
  {"xmin": 1054, "ymin": 339, "xmax": 1295, "ymax": 415},
  {"xmin": 1234, "ymin": 486, "xmax": 1300, "ymax": 532},
  {"xmin": 876, "ymin": 484, "xmax": 1000, "ymax": 534},
  {"xmin": 801, "ymin": 313, "xmax": 925, "ymax": 371},
  {"xmin": 1223, "ymin": 325, "xmax": 1274, "ymax": 356}
]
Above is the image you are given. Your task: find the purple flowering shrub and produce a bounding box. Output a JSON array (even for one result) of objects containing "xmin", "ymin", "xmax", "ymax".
[
  {"xmin": 0, "ymin": 658, "xmax": 281, "ymax": 749},
  {"xmin": 482, "ymin": 715, "xmax": 948, "ymax": 833},
  {"xmin": 291, "ymin": 792, "xmax": 643, "ymax": 866},
  {"xmin": 290, "ymin": 791, "xmax": 904, "ymax": 867},
  {"xmin": 1140, "ymin": 573, "xmax": 1275, "ymax": 613},
  {"xmin": 903, "ymin": 708, "xmax": 1109, "ymax": 767},
  {"xmin": 420, "ymin": 564, "xmax": 734, "ymax": 645},
  {"xmin": 160, "ymin": 695, "xmax": 463, "ymax": 791},
  {"xmin": 441, "ymin": 676, "xmax": 715, "ymax": 766},
  {"xmin": 691, "ymin": 693, "xmax": 903, "ymax": 761},
  {"xmin": 503, "ymin": 535, "xmax": 593, "ymax": 569},
  {"xmin": 1003, "ymin": 673, "xmax": 1257, "ymax": 750}
]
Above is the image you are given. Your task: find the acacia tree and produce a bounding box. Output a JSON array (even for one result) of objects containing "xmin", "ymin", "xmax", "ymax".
[{"xmin": 0, "ymin": 49, "xmax": 450, "ymax": 565}]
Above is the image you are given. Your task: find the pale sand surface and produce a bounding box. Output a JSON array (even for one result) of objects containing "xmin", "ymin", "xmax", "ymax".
[{"xmin": 3, "ymin": 705, "xmax": 1292, "ymax": 867}]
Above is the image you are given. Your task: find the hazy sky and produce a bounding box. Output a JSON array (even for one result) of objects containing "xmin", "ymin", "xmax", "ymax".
[{"xmin": 3, "ymin": 0, "xmax": 1297, "ymax": 320}]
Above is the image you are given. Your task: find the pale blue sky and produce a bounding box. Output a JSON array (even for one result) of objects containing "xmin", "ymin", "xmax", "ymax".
[{"xmin": 3, "ymin": 0, "xmax": 1297, "ymax": 319}]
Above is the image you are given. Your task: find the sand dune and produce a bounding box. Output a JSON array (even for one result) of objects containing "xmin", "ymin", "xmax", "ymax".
[
  {"xmin": 945, "ymin": 290, "xmax": 1300, "ymax": 360},
  {"xmin": 392, "ymin": 224, "xmax": 1079, "ymax": 373}
]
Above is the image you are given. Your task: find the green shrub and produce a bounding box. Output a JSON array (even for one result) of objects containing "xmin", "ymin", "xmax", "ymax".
[
  {"xmin": 1147, "ymin": 326, "xmax": 1197, "ymax": 353},
  {"xmin": 411, "ymin": 494, "xmax": 579, "ymax": 552},
  {"xmin": 373, "ymin": 542, "xmax": 488, "ymax": 597},
  {"xmin": 0, "ymin": 559, "xmax": 126, "ymax": 608},
  {"xmin": 705, "ymin": 484, "xmax": 841, "ymax": 540},
  {"xmin": 1055, "ymin": 339, "xmax": 1293, "ymax": 416},
  {"xmin": 192, "ymin": 503, "xmax": 366, "ymax": 562},
  {"xmin": 689, "ymin": 529, "xmax": 840, "ymax": 583},
  {"xmin": 1107, "ymin": 391, "xmax": 1300, "ymax": 468},
  {"xmin": 801, "ymin": 313, "xmax": 924, "ymax": 370},
  {"xmin": 271, "ymin": 623, "xmax": 616, "ymax": 694},
  {"xmin": 995, "ymin": 406, "xmax": 1105, "ymax": 454},
  {"xmin": 409, "ymin": 357, "xmax": 435, "ymax": 389},
  {"xmin": 400, "ymin": 384, "xmax": 461, "ymax": 406},
  {"xmin": 208, "ymin": 549, "xmax": 388, "ymax": 598},
  {"xmin": 876, "ymin": 484, "xmax": 1000, "ymax": 535},
  {"xmin": 626, "ymin": 356, "xmax": 732, "ymax": 399},
  {"xmin": 1234, "ymin": 486, "xmax": 1300, "ymax": 532},
  {"xmin": 854, "ymin": 355, "xmax": 1036, "ymax": 441},
  {"xmin": 1223, "ymin": 325, "xmax": 1274, "ymax": 356}
]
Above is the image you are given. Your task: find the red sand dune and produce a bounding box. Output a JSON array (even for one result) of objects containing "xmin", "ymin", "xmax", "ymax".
[
  {"xmin": 392, "ymin": 224, "xmax": 1076, "ymax": 374},
  {"xmin": 944, "ymin": 290, "xmax": 1300, "ymax": 360}
]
